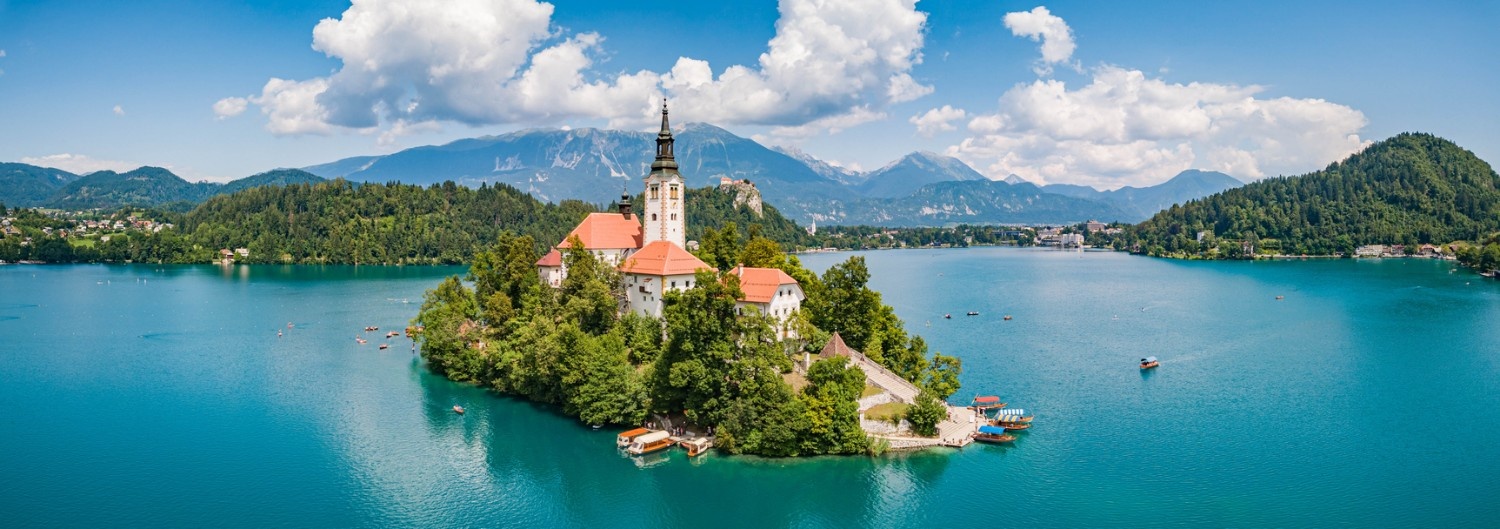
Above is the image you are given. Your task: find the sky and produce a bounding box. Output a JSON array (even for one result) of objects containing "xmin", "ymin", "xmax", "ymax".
[{"xmin": 0, "ymin": 0, "xmax": 1495, "ymax": 189}]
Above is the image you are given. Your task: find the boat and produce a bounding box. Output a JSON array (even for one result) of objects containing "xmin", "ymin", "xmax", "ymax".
[
  {"xmin": 1003, "ymin": 315, "xmax": 1013, "ymax": 321},
  {"xmin": 378, "ymin": 343, "xmax": 389, "ymax": 350},
  {"xmin": 386, "ymin": 331, "xmax": 399, "ymax": 338},
  {"xmin": 1276, "ymin": 295, "xmax": 1285, "ymax": 300},
  {"xmin": 993, "ymin": 408, "xmax": 1033, "ymax": 423},
  {"xmin": 971, "ymin": 395, "xmax": 1005, "ymax": 410},
  {"xmin": 679, "ymin": 437, "xmax": 713, "ymax": 457},
  {"xmin": 1140, "ymin": 356, "xmax": 1159, "ymax": 369},
  {"xmin": 453, "ymin": 405, "xmax": 465, "ymax": 414},
  {"xmin": 972, "ymin": 425, "xmax": 1016, "ymax": 444},
  {"xmin": 944, "ymin": 314, "xmax": 952, "ymax": 319},
  {"xmin": 355, "ymin": 337, "xmax": 367, "ymax": 344},
  {"xmin": 966, "ymin": 311, "xmax": 979, "ymax": 316},
  {"xmin": 364, "ymin": 326, "xmax": 379, "ymax": 332},
  {"xmin": 626, "ymin": 430, "xmax": 674, "ymax": 455},
  {"xmin": 992, "ymin": 420, "xmax": 1030, "ymax": 431},
  {"xmin": 617, "ymin": 427, "xmax": 653, "ymax": 448}
]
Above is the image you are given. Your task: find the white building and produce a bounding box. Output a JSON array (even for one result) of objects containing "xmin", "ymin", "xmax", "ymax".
[
  {"xmin": 730, "ymin": 265, "xmax": 805, "ymax": 339},
  {"xmin": 620, "ymin": 241, "xmax": 710, "ymax": 318}
]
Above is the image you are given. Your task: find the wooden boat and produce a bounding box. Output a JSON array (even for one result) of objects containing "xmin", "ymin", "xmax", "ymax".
[
  {"xmin": 679, "ymin": 437, "xmax": 713, "ymax": 457},
  {"xmin": 971, "ymin": 395, "xmax": 1005, "ymax": 410},
  {"xmin": 992, "ymin": 420, "xmax": 1030, "ymax": 431},
  {"xmin": 386, "ymin": 331, "xmax": 399, "ymax": 338},
  {"xmin": 378, "ymin": 343, "xmax": 389, "ymax": 350},
  {"xmin": 972, "ymin": 425, "xmax": 1016, "ymax": 444},
  {"xmin": 453, "ymin": 405, "xmax": 465, "ymax": 414},
  {"xmin": 364, "ymin": 326, "xmax": 379, "ymax": 332},
  {"xmin": 993, "ymin": 408, "xmax": 1033, "ymax": 423},
  {"xmin": 355, "ymin": 337, "xmax": 367, "ymax": 344},
  {"xmin": 626, "ymin": 430, "xmax": 674, "ymax": 455},
  {"xmin": 966, "ymin": 311, "xmax": 979, "ymax": 316},
  {"xmin": 617, "ymin": 427, "xmax": 652, "ymax": 448},
  {"xmin": 1003, "ymin": 315, "xmax": 1013, "ymax": 321},
  {"xmin": 1140, "ymin": 356, "xmax": 1159, "ymax": 369}
]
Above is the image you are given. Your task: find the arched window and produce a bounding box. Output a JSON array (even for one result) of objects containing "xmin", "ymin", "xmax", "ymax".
[
  {"xmin": 652, "ymin": 213, "xmax": 658, "ymax": 221},
  {"xmin": 650, "ymin": 185, "xmax": 659, "ymax": 199},
  {"xmin": 669, "ymin": 185, "xmax": 678, "ymax": 199}
]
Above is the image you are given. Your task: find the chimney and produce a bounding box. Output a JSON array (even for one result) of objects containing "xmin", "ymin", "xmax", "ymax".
[{"xmin": 618, "ymin": 193, "xmax": 632, "ymax": 218}]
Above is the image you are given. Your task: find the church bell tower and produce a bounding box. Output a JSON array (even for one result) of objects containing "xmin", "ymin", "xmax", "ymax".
[{"xmin": 642, "ymin": 100, "xmax": 685, "ymax": 248}]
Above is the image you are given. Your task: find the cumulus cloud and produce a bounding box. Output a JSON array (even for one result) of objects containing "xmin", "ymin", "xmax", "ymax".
[
  {"xmin": 113, "ymin": 105, "xmax": 125, "ymax": 116},
  {"xmin": 227, "ymin": 0, "xmax": 928, "ymax": 141},
  {"xmin": 22, "ymin": 153, "xmax": 142, "ymax": 175},
  {"xmin": 910, "ymin": 105, "xmax": 966, "ymax": 137},
  {"xmin": 1003, "ymin": 6, "xmax": 1077, "ymax": 75},
  {"xmin": 945, "ymin": 9, "xmax": 1368, "ymax": 189},
  {"xmin": 213, "ymin": 97, "xmax": 248, "ymax": 119}
]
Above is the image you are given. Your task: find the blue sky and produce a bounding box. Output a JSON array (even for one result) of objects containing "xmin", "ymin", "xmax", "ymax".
[{"xmin": 0, "ymin": 0, "xmax": 1495, "ymax": 189}]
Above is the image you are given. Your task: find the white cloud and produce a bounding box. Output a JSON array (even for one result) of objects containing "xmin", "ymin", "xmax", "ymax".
[
  {"xmin": 910, "ymin": 104, "xmax": 966, "ymax": 137},
  {"xmin": 228, "ymin": 0, "xmax": 928, "ymax": 141},
  {"xmin": 112, "ymin": 105, "xmax": 125, "ymax": 116},
  {"xmin": 1003, "ymin": 6, "xmax": 1077, "ymax": 75},
  {"xmin": 945, "ymin": 9, "xmax": 1368, "ymax": 189},
  {"xmin": 0, "ymin": 49, "xmax": 7, "ymax": 57},
  {"xmin": 213, "ymin": 97, "xmax": 248, "ymax": 119},
  {"xmin": 22, "ymin": 153, "xmax": 142, "ymax": 175}
]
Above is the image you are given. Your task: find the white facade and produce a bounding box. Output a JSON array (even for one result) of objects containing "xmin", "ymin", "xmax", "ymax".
[
  {"xmin": 625, "ymin": 272, "xmax": 699, "ymax": 318},
  {"xmin": 736, "ymin": 283, "xmax": 806, "ymax": 339}
]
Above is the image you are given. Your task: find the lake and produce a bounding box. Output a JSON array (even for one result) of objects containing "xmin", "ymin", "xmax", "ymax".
[{"xmin": 3, "ymin": 249, "xmax": 1498, "ymax": 527}]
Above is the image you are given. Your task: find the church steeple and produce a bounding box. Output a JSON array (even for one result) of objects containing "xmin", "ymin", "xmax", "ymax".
[
  {"xmin": 642, "ymin": 98, "xmax": 685, "ymax": 249},
  {"xmin": 652, "ymin": 99, "xmax": 678, "ymax": 171}
]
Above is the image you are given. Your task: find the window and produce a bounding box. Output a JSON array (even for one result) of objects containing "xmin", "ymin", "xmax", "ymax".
[
  {"xmin": 670, "ymin": 281, "xmax": 676, "ymax": 289},
  {"xmin": 669, "ymin": 185, "xmax": 678, "ymax": 199},
  {"xmin": 652, "ymin": 213, "xmax": 658, "ymax": 221},
  {"xmin": 671, "ymin": 214, "xmax": 677, "ymax": 221},
  {"xmin": 650, "ymin": 185, "xmax": 659, "ymax": 199}
]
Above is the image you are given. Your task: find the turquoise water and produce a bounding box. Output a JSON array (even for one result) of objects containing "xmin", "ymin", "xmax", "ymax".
[{"xmin": 2, "ymin": 251, "xmax": 1498, "ymax": 527}]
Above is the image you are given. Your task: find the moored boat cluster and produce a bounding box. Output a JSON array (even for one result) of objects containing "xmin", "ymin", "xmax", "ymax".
[{"xmin": 969, "ymin": 395, "xmax": 1035, "ymax": 445}]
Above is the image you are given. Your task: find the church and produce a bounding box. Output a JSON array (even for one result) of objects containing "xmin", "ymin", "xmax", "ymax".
[{"xmin": 536, "ymin": 102, "xmax": 805, "ymax": 336}]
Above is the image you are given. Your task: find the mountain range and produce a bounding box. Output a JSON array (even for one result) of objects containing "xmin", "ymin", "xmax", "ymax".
[
  {"xmin": 301, "ymin": 124, "xmax": 1242, "ymax": 226},
  {"xmin": 0, "ymin": 166, "xmax": 324, "ymax": 210},
  {"xmin": 4, "ymin": 124, "xmax": 1240, "ymax": 225}
]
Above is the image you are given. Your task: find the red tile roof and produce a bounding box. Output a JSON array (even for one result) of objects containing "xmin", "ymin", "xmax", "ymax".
[
  {"xmin": 618, "ymin": 241, "xmax": 711, "ymax": 276},
  {"xmin": 729, "ymin": 265, "xmax": 799, "ymax": 303},
  {"xmin": 557, "ymin": 213, "xmax": 642, "ymax": 250},
  {"xmin": 535, "ymin": 248, "xmax": 563, "ymax": 267}
]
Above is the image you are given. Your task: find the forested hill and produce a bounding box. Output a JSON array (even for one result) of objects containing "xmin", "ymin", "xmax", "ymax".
[
  {"xmin": 1128, "ymin": 133, "xmax": 1500, "ymax": 256},
  {"xmin": 3, "ymin": 178, "xmax": 817, "ymax": 264},
  {"xmin": 180, "ymin": 180, "xmax": 594, "ymax": 264}
]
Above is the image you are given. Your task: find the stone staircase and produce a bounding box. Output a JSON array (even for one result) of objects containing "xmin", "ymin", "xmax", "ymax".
[{"xmin": 845, "ymin": 351, "xmax": 976, "ymax": 447}]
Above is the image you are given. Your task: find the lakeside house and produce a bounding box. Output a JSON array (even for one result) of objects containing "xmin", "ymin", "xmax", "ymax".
[{"xmin": 536, "ymin": 102, "xmax": 804, "ymax": 327}]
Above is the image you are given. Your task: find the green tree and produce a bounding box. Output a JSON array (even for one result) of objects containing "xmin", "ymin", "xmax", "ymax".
[{"xmin": 905, "ymin": 390, "xmax": 947, "ymax": 437}]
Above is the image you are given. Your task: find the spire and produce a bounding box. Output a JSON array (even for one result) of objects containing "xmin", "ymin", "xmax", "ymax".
[{"xmin": 652, "ymin": 98, "xmax": 678, "ymax": 172}]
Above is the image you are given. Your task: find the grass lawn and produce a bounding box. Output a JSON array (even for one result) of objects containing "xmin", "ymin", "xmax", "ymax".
[
  {"xmin": 861, "ymin": 384, "xmax": 884, "ymax": 398},
  {"xmin": 68, "ymin": 238, "xmax": 96, "ymax": 248},
  {"xmin": 864, "ymin": 402, "xmax": 910, "ymax": 422}
]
